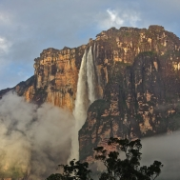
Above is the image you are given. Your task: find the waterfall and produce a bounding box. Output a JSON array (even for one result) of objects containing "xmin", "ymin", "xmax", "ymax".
[
  {"xmin": 87, "ymin": 46, "xmax": 97, "ymax": 103},
  {"xmin": 69, "ymin": 45, "xmax": 98, "ymax": 161},
  {"xmin": 73, "ymin": 50, "xmax": 89, "ymax": 128}
]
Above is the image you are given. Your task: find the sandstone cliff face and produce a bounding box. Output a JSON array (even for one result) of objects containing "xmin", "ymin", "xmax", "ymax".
[
  {"xmin": 79, "ymin": 26, "xmax": 180, "ymax": 161},
  {"xmin": 33, "ymin": 47, "xmax": 80, "ymax": 111},
  {"xmin": 1, "ymin": 25, "xmax": 180, "ymax": 162},
  {"xmin": 0, "ymin": 46, "xmax": 85, "ymax": 110}
]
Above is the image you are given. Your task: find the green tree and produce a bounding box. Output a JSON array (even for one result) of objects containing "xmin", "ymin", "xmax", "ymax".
[
  {"xmin": 46, "ymin": 160, "xmax": 92, "ymax": 180},
  {"xmin": 94, "ymin": 138, "xmax": 163, "ymax": 180},
  {"xmin": 46, "ymin": 138, "xmax": 163, "ymax": 180}
]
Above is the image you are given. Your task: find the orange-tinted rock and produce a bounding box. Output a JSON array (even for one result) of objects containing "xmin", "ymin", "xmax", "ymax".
[{"xmin": 1, "ymin": 25, "xmax": 180, "ymax": 163}]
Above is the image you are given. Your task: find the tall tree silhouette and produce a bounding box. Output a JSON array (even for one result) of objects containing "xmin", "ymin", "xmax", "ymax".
[{"xmin": 46, "ymin": 138, "xmax": 163, "ymax": 180}]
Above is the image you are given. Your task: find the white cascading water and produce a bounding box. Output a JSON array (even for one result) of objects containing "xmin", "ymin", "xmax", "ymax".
[
  {"xmin": 87, "ymin": 46, "xmax": 97, "ymax": 103},
  {"xmin": 73, "ymin": 49, "xmax": 89, "ymax": 128},
  {"xmin": 93, "ymin": 43, "xmax": 102, "ymax": 98},
  {"xmin": 69, "ymin": 45, "xmax": 98, "ymax": 161}
]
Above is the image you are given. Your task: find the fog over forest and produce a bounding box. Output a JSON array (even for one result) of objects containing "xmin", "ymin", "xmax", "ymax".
[
  {"xmin": 0, "ymin": 92, "xmax": 179, "ymax": 179},
  {"xmin": 142, "ymin": 132, "xmax": 180, "ymax": 180},
  {"xmin": 0, "ymin": 92, "xmax": 74, "ymax": 179}
]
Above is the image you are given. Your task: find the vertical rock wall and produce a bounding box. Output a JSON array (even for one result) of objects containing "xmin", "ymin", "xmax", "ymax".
[
  {"xmin": 78, "ymin": 26, "xmax": 180, "ymax": 161},
  {"xmin": 1, "ymin": 25, "xmax": 180, "ymax": 162}
]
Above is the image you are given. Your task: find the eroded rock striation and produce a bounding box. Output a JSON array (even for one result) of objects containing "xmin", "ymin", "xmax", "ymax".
[{"xmin": 1, "ymin": 25, "xmax": 180, "ymax": 162}]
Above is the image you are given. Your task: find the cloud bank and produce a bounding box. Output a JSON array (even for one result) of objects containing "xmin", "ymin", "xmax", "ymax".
[
  {"xmin": 141, "ymin": 131, "xmax": 180, "ymax": 180},
  {"xmin": 1, "ymin": 92, "xmax": 180, "ymax": 179},
  {"xmin": 0, "ymin": 92, "xmax": 74, "ymax": 179}
]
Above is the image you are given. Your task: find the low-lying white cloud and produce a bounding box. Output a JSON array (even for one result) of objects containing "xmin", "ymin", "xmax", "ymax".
[
  {"xmin": 142, "ymin": 131, "xmax": 180, "ymax": 180},
  {"xmin": 91, "ymin": 131, "xmax": 180, "ymax": 180},
  {"xmin": 0, "ymin": 92, "xmax": 74, "ymax": 179},
  {"xmin": 1, "ymin": 92, "xmax": 180, "ymax": 179}
]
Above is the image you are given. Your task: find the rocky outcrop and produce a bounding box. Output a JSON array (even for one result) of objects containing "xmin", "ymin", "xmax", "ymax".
[
  {"xmin": 0, "ymin": 46, "xmax": 86, "ymax": 110},
  {"xmin": 1, "ymin": 25, "xmax": 180, "ymax": 162},
  {"xmin": 79, "ymin": 26, "xmax": 180, "ymax": 161}
]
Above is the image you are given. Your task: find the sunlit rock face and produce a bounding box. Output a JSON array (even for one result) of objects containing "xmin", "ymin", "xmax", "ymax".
[
  {"xmin": 1, "ymin": 25, "xmax": 180, "ymax": 162},
  {"xmin": 33, "ymin": 47, "xmax": 81, "ymax": 111},
  {"xmin": 78, "ymin": 25, "xmax": 180, "ymax": 161},
  {"xmin": 6, "ymin": 46, "xmax": 86, "ymax": 111}
]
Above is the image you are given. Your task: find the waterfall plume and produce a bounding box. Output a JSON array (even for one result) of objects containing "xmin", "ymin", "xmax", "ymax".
[
  {"xmin": 73, "ymin": 49, "xmax": 89, "ymax": 128},
  {"xmin": 69, "ymin": 45, "xmax": 98, "ymax": 160},
  {"xmin": 87, "ymin": 46, "xmax": 97, "ymax": 104}
]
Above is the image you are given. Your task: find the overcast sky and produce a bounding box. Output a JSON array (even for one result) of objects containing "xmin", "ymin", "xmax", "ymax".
[{"xmin": 0, "ymin": 0, "xmax": 180, "ymax": 89}]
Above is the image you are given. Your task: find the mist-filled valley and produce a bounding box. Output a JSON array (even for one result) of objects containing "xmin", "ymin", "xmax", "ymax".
[
  {"xmin": 0, "ymin": 92, "xmax": 74, "ymax": 179},
  {"xmin": 0, "ymin": 92, "xmax": 180, "ymax": 179},
  {"xmin": 142, "ymin": 131, "xmax": 180, "ymax": 180}
]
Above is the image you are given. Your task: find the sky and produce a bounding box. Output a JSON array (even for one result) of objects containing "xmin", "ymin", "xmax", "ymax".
[{"xmin": 0, "ymin": 0, "xmax": 180, "ymax": 89}]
